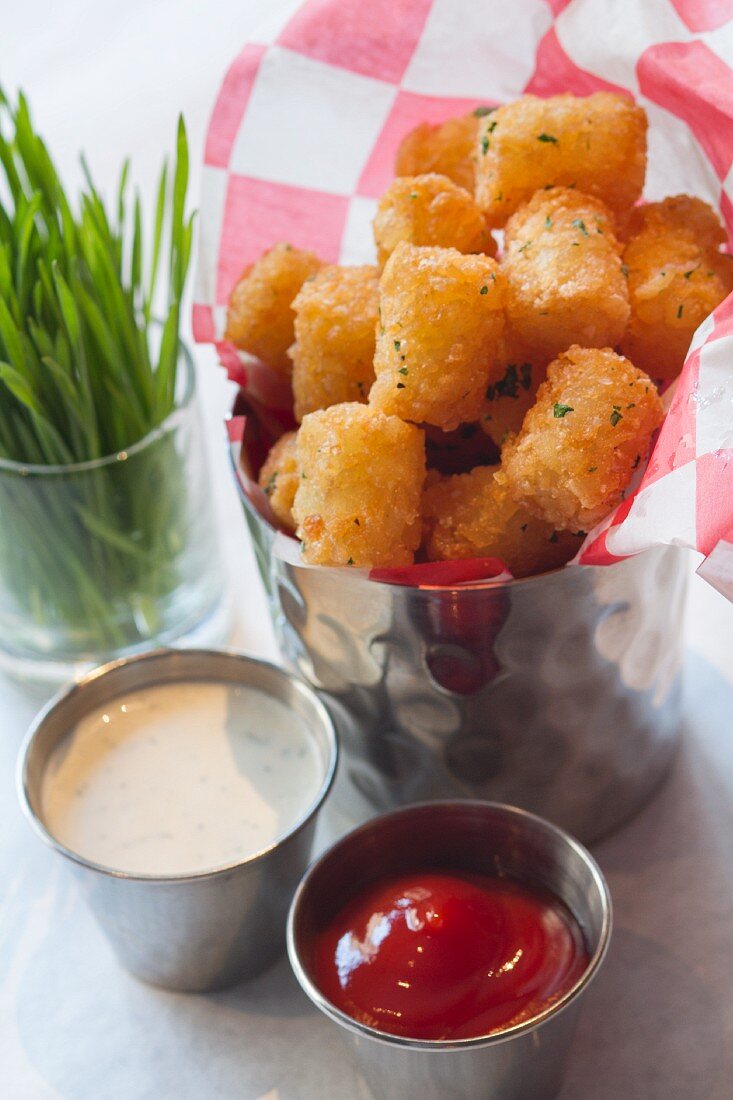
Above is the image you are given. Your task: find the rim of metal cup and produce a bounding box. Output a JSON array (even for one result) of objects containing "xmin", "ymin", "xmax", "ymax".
[
  {"xmin": 16, "ymin": 647, "xmax": 339, "ymax": 883},
  {"xmin": 0, "ymin": 341, "xmax": 196, "ymax": 476},
  {"xmin": 287, "ymin": 799, "xmax": 612, "ymax": 1052}
]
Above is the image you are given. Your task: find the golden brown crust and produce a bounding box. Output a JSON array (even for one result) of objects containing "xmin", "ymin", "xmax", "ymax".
[
  {"xmin": 620, "ymin": 196, "xmax": 733, "ymax": 380},
  {"xmin": 501, "ymin": 187, "xmax": 629, "ymax": 362},
  {"xmin": 395, "ymin": 112, "xmax": 479, "ymax": 193},
  {"xmin": 225, "ymin": 243, "xmax": 322, "ymax": 373},
  {"xmin": 475, "ymin": 93, "xmax": 647, "ymax": 227},
  {"xmin": 373, "ymin": 173, "xmax": 495, "ymax": 269},
  {"xmin": 422, "ymin": 464, "xmax": 582, "ymax": 577},
  {"xmin": 293, "ymin": 403, "xmax": 426, "ymax": 567},
  {"xmin": 290, "ymin": 265, "xmax": 379, "ymax": 421},
  {"xmin": 258, "ymin": 431, "xmax": 299, "ymax": 531},
  {"xmin": 369, "ymin": 243, "xmax": 505, "ymax": 431},
  {"xmin": 500, "ymin": 345, "xmax": 663, "ymax": 531}
]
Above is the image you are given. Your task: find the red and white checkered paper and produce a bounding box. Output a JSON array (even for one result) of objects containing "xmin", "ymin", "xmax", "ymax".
[{"xmin": 194, "ymin": 0, "xmax": 733, "ymax": 598}]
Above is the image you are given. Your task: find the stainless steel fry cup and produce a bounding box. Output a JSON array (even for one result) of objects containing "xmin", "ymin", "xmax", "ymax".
[
  {"xmin": 18, "ymin": 648, "xmax": 338, "ymax": 992},
  {"xmin": 287, "ymin": 800, "xmax": 611, "ymax": 1100},
  {"xmin": 240, "ymin": 469, "xmax": 687, "ymax": 842}
]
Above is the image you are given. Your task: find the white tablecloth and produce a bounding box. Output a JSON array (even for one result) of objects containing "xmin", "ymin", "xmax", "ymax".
[{"xmin": 2, "ymin": 5, "xmax": 732, "ymax": 1097}]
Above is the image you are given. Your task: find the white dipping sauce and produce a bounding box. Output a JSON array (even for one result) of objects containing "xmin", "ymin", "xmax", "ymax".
[{"xmin": 41, "ymin": 681, "xmax": 324, "ymax": 876}]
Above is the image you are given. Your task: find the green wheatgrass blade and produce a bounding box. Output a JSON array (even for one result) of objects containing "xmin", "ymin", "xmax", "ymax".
[
  {"xmin": 0, "ymin": 89, "xmax": 194, "ymax": 654},
  {"xmin": 144, "ymin": 159, "xmax": 168, "ymax": 324}
]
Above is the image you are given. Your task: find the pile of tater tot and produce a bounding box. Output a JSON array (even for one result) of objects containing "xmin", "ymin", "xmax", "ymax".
[{"xmin": 227, "ymin": 92, "xmax": 733, "ymax": 576}]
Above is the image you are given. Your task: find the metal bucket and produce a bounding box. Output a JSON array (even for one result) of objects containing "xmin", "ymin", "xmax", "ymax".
[{"xmin": 240, "ymin": 493, "xmax": 687, "ymax": 843}]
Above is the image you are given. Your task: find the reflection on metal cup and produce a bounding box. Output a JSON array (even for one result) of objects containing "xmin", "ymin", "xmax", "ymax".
[
  {"xmin": 288, "ymin": 800, "xmax": 612, "ymax": 1100},
  {"xmin": 239, "ymin": 483, "xmax": 687, "ymax": 842}
]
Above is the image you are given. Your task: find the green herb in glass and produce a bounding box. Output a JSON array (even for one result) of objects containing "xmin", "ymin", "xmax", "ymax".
[{"xmin": 0, "ymin": 88, "xmax": 203, "ymax": 658}]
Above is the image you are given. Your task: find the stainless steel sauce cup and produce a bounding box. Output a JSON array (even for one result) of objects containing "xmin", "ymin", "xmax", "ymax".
[
  {"xmin": 287, "ymin": 800, "xmax": 611, "ymax": 1100},
  {"xmin": 18, "ymin": 648, "xmax": 338, "ymax": 992}
]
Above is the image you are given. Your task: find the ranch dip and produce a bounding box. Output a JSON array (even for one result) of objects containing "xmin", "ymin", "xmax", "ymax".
[{"xmin": 41, "ymin": 681, "xmax": 324, "ymax": 876}]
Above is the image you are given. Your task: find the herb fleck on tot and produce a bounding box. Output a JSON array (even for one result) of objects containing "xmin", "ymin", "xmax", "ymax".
[
  {"xmin": 621, "ymin": 264, "xmax": 629, "ymax": 278},
  {"xmin": 474, "ymin": 105, "xmax": 494, "ymax": 117},
  {"xmin": 537, "ymin": 133, "xmax": 558, "ymax": 143},
  {"xmin": 487, "ymin": 362, "xmax": 532, "ymax": 401},
  {"xmin": 394, "ymin": 339, "xmax": 401, "ymax": 351},
  {"xmin": 610, "ymin": 406, "xmax": 623, "ymax": 427},
  {"xmin": 632, "ymin": 454, "xmax": 641, "ymax": 469},
  {"xmin": 346, "ymin": 557, "xmax": 354, "ymax": 566},
  {"xmin": 548, "ymin": 532, "xmax": 559, "ymax": 543},
  {"xmin": 480, "ymin": 285, "xmax": 489, "ymax": 295},
  {"xmin": 553, "ymin": 402, "xmax": 574, "ymax": 418},
  {"xmin": 571, "ymin": 218, "xmax": 589, "ymax": 237},
  {"xmin": 396, "ymin": 381, "xmax": 405, "ymax": 389},
  {"xmin": 677, "ymin": 304, "xmax": 684, "ymax": 318},
  {"xmin": 545, "ymin": 216, "xmax": 553, "ymax": 229},
  {"xmin": 481, "ymin": 135, "xmax": 490, "ymax": 156},
  {"xmin": 398, "ymin": 366, "xmax": 408, "ymax": 376}
]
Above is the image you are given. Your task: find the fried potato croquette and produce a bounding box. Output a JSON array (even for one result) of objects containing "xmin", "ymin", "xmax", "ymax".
[
  {"xmin": 258, "ymin": 431, "xmax": 299, "ymax": 531},
  {"xmin": 395, "ymin": 111, "xmax": 480, "ymax": 193},
  {"xmin": 225, "ymin": 243, "xmax": 322, "ymax": 373},
  {"xmin": 475, "ymin": 93, "xmax": 647, "ymax": 227},
  {"xmin": 293, "ymin": 403, "xmax": 426, "ymax": 567},
  {"xmin": 373, "ymin": 174, "xmax": 495, "ymax": 269},
  {"xmin": 422, "ymin": 465, "xmax": 583, "ymax": 576},
  {"xmin": 619, "ymin": 196, "xmax": 733, "ymax": 380},
  {"xmin": 502, "ymin": 188, "xmax": 629, "ymax": 361},
  {"xmin": 369, "ymin": 243, "xmax": 505, "ymax": 430},
  {"xmin": 290, "ymin": 265, "xmax": 379, "ymax": 422},
  {"xmin": 480, "ymin": 332, "xmax": 548, "ymax": 447},
  {"xmin": 500, "ymin": 345, "xmax": 663, "ymax": 531}
]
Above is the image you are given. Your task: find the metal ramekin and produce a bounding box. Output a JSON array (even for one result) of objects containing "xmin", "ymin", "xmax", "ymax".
[
  {"xmin": 17, "ymin": 648, "xmax": 338, "ymax": 992},
  {"xmin": 287, "ymin": 800, "xmax": 611, "ymax": 1100}
]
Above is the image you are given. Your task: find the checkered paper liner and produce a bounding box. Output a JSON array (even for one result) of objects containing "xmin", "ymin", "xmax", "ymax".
[{"xmin": 194, "ymin": 0, "xmax": 733, "ymax": 598}]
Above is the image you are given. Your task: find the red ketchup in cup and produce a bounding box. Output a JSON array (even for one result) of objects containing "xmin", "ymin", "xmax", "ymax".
[{"xmin": 313, "ymin": 870, "xmax": 589, "ymax": 1041}]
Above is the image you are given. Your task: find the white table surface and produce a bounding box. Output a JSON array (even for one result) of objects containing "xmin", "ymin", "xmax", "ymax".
[{"xmin": 2, "ymin": 5, "xmax": 733, "ymax": 1098}]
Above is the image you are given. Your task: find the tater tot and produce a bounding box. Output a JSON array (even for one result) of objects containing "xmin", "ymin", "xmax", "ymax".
[
  {"xmin": 258, "ymin": 431, "xmax": 299, "ymax": 531},
  {"xmin": 395, "ymin": 111, "xmax": 481, "ymax": 193},
  {"xmin": 480, "ymin": 331, "xmax": 547, "ymax": 447},
  {"xmin": 225, "ymin": 243, "xmax": 322, "ymax": 373},
  {"xmin": 290, "ymin": 265, "xmax": 379, "ymax": 422},
  {"xmin": 620, "ymin": 196, "xmax": 733, "ymax": 380},
  {"xmin": 369, "ymin": 243, "xmax": 505, "ymax": 430},
  {"xmin": 475, "ymin": 93, "xmax": 647, "ymax": 227},
  {"xmin": 293, "ymin": 403, "xmax": 426, "ymax": 568},
  {"xmin": 500, "ymin": 345, "xmax": 663, "ymax": 531},
  {"xmin": 373, "ymin": 174, "xmax": 495, "ymax": 269},
  {"xmin": 502, "ymin": 188, "xmax": 629, "ymax": 362},
  {"xmin": 422, "ymin": 465, "xmax": 583, "ymax": 576}
]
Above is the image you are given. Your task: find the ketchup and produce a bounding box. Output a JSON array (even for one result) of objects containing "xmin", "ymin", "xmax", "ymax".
[{"xmin": 313, "ymin": 871, "xmax": 589, "ymax": 1041}]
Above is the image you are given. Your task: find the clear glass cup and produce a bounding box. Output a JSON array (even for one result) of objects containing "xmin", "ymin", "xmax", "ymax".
[{"xmin": 0, "ymin": 345, "xmax": 228, "ymax": 683}]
